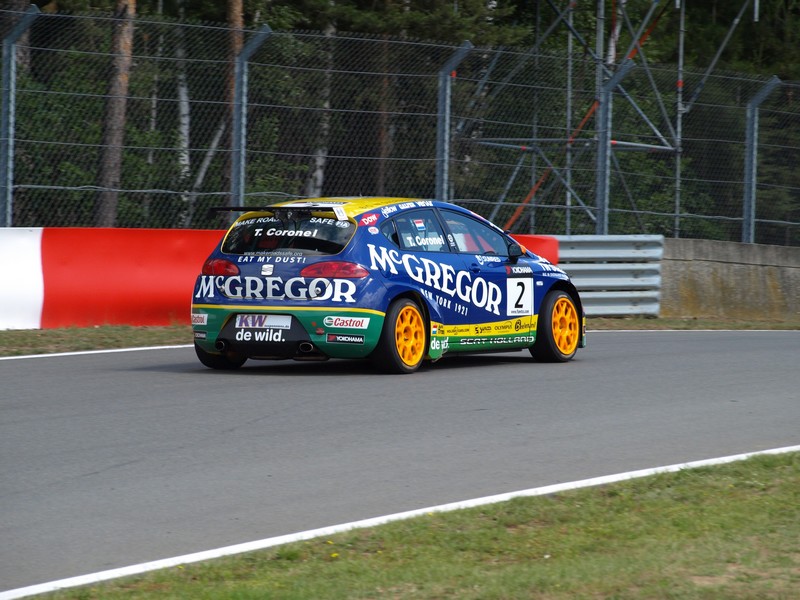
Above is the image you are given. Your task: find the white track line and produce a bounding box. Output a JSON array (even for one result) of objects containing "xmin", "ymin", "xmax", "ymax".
[
  {"xmin": 3, "ymin": 444, "xmax": 799, "ymax": 600},
  {"xmin": 0, "ymin": 345, "xmax": 192, "ymax": 361}
]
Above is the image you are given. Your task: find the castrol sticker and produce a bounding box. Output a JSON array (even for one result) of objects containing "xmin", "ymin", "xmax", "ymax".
[{"xmin": 323, "ymin": 316, "xmax": 370, "ymax": 329}]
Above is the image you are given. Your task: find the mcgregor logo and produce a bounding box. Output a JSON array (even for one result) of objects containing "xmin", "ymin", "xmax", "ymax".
[
  {"xmin": 195, "ymin": 275, "xmax": 357, "ymax": 303},
  {"xmin": 366, "ymin": 243, "xmax": 501, "ymax": 315}
]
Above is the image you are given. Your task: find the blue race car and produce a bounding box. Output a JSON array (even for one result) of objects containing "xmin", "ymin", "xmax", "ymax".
[{"xmin": 192, "ymin": 197, "xmax": 585, "ymax": 373}]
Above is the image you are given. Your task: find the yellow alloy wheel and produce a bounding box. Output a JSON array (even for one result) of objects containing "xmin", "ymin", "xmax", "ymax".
[
  {"xmin": 394, "ymin": 304, "xmax": 425, "ymax": 367},
  {"xmin": 551, "ymin": 295, "xmax": 580, "ymax": 356},
  {"xmin": 372, "ymin": 298, "xmax": 428, "ymax": 374}
]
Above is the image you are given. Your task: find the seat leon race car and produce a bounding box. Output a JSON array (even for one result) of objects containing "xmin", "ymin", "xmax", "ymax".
[{"xmin": 191, "ymin": 197, "xmax": 585, "ymax": 373}]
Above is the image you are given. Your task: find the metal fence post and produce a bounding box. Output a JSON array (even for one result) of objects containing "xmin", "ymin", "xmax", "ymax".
[
  {"xmin": 742, "ymin": 75, "xmax": 781, "ymax": 243},
  {"xmin": 595, "ymin": 59, "xmax": 635, "ymax": 235},
  {"xmin": 0, "ymin": 5, "xmax": 40, "ymax": 227},
  {"xmin": 435, "ymin": 41, "xmax": 472, "ymax": 203},
  {"xmin": 231, "ymin": 25, "xmax": 271, "ymax": 208}
]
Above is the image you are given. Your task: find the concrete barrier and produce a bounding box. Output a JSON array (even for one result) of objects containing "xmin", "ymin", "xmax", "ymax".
[{"xmin": 660, "ymin": 238, "xmax": 800, "ymax": 320}]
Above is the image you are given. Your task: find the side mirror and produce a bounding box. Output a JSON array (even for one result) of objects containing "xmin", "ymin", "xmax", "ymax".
[{"xmin": 508, "ymin": 243, "xmax": 523, "ymax": 261}]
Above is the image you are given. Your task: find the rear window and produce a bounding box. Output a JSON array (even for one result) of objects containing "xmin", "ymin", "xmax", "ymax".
[{"xmin": 222, "ymin": 212, "xmax": 356, "ymax": 256}]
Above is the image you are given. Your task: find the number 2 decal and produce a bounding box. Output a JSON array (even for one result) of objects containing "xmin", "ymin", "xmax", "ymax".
[
  {"xmin": 514, "ymin": 281, "xmax": 526, "ymax": 309},
  {"xmin": 506, "ymin": 277, "xmax": 533, "ymax": 316}
]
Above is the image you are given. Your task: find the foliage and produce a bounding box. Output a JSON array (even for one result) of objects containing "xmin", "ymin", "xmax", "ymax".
[
  {"xmin": 1, "ymin": 1, "xmax": 797, "ymax": 241},
  {"xmin": 20, "ymin": 1, "xmax": 800, "ymax": 75}
]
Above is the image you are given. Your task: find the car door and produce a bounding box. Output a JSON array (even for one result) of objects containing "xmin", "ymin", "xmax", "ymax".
[
  {"xmin": 372, "ymin": 208, "xmax": 467, "ymax": 329},
  {"xmin": 437, "ymin": 209, "xmax": 535, "ymax": 350}
]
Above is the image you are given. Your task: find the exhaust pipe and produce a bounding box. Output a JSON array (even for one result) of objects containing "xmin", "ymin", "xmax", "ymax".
[
  {"xmin": 298, "ymin": 342, "xmax": 315, "ymax": 353},
  {"xmin": 215, "ymin": 340, "xmax": 228, "ymax": 352}
]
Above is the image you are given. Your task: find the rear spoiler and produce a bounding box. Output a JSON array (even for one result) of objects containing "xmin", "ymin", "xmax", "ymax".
[
  {"xmin": 208, "ymin": 205, "xmax": 349, "ymax": 221},
  {"xmin": 208, "ymin": 206, "xmax": 275, "ymax": 214}
]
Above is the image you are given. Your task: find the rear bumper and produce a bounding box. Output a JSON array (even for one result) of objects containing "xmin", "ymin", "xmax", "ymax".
[{"xmin": 191, "ymin": 304, "xmax": 385, "ymax": 360}]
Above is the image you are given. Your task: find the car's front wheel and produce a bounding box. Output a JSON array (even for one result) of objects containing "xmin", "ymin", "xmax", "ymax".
[
  {"xmin": 531, "ymin": 290, "xmax": 580, "ymax": 362},
  {"xmin": 195, "ymin": 343, "xmax": 247, "ymax": 370},
  {"xmin": 371, "ymin": 298, "xmax": 427, "ymax": 374}
]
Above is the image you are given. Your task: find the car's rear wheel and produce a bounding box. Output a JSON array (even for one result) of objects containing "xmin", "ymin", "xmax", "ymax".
[
  {"xmin": 372, "ymin": 298, "xmax": 427, "ymax": 374},
  {"xmin": 531, "ymin": 290, "xmax": 580, "ymax": 362},
  {"xmin": 195, "ymin": 343, "xmax": 247, "ymax": 370}
]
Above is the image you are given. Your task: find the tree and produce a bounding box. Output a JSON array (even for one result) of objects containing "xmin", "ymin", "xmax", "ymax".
[
  {"xmin": 224, "ymin": 0, "xmax": 243, "ymax": 200},
  {"xmin": 303, "ymin": 16, "xmax": 334, "ymax": 198},
  {"xmin": 1, "ymin": 0, "xmax": 33, "ymax": 72},
  {"xmin": 96, "ymin": 0, "xmax": 136, "ymax": 227}
]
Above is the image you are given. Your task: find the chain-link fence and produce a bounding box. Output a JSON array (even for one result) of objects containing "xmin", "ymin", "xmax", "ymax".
[{"xmin": 1, "ymin": 9, "xmax": 798, "ymax": 246}]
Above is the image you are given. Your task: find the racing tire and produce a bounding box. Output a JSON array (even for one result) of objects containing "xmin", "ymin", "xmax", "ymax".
[
  {"xmin": 531, "ymin": 290, "xmax": 580, "ymax": 362},
  {"xmin": 371, "ymin": 298, "xmax": 427, "ymax": 374},
  {"xmin": 194, "ymin": 343, "xmax": 247, "ymax": 370}
]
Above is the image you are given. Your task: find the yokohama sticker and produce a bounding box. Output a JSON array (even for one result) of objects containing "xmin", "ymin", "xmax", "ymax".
[{"xmin": 326, "ymin": 333, "xmax": 365, "ymax": 344}]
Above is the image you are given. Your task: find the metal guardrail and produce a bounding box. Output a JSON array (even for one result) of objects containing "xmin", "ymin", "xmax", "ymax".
[{"xmin": 555, "ymin": 235, "xmax": 665, "ymax": 317}]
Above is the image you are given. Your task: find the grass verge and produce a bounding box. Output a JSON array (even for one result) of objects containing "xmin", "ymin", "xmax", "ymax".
[
  {"xmin": 43, "ymin": 452, "xmax": 800, "ymax": 599},
  {"xmin": 0, "ymin": 325, "xmax": 191, "ymax": 357}
]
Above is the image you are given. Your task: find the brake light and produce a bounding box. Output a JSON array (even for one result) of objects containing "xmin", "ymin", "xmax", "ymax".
[
  {"xmin": 202, "ymin": 258, "xmax": 240, "ymax": 276},
  {"xmin": 300, "ymin": 262, "xmax": 369, "ymax": 278}
]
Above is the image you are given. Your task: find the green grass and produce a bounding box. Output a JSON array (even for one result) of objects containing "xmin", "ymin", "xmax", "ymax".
[
  {"xmin": 44, "ymin": 452, "xmax": 800, "ymax": 599},
  {"xmin": 0, "ymin": 325, "xmax": 191, "ymax": 357},
  {"xmin": 0, "ymin": 317, "xmax": 797, "ymax": 358}
]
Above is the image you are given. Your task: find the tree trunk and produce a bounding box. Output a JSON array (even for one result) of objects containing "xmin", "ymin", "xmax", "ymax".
[
  {"xmin": 176, "ymin": 0, "xmax": 191, "ymax": 224},
  {"xmin": 305, "ymin": 21, "xmax": 334, "ymax": 198},
  {"xmin": 96, "ymin": 0, "xmax": 136, "ymax": 227},
  {"xmin": 144, "ymin": 0, "xmax": 164, "ymax": 221},
  {"xmin": 376, "ymin": 33, "xmax": 391, "ymax": 196},
  {"xmin": 606, "ymin": 0, "xmax": 625, "ymax": 66},
  {"xmin": 188, "ymin": 117, "xmax": 227, "ymax": 226},
  {"xmin": 0, "ymin": 0, "xmax": 31, "ymax": 71},
  {"xmin": 225, "ymin": 0, "xmax": 243, "ymax": 202}
]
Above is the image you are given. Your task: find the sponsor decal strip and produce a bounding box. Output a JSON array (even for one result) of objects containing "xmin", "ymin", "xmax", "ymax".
[
  {"xmin": 191, "ymin": 304, "xmax": 384, "ymax": 316},
  {"xmin": 457, "ymin": 336, "xmax": 535, "ymax": 346},
  {"xmin": 438, "ymin": 319, "xmax": 535, "ymax": 337}
]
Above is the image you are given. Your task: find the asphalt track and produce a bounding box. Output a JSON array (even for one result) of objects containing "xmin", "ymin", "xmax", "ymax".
[{"xmin": 1, "ymin": 330, "xmax": 799, "ymax": 594}]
